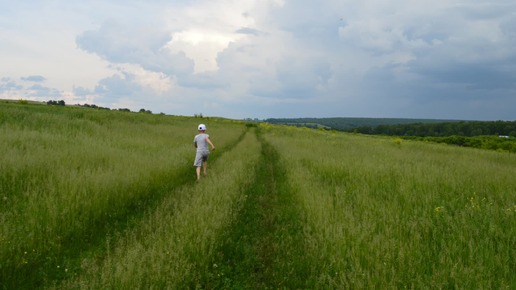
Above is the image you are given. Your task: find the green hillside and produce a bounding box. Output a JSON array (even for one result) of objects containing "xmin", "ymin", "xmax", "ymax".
[{"xmin": 1, "ymin": 102, "xmax": 516, "ymax": 289}]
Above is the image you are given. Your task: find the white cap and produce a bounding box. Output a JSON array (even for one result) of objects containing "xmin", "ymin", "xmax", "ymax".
[{"xmin": 198, "ymin": 124, "xmax": 206, "ymax": 131}]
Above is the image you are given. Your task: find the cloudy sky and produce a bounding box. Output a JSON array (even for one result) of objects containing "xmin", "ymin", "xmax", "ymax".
[{"xmin": 1, "ymin": 0, "xmax": 515, "ymax": 120}]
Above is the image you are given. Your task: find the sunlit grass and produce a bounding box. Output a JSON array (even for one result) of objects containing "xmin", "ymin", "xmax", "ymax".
[
  {"xmin": 2, "ymin": 103, "xmax": 515, "ymax": 288},
  {"xmin": 263, "ymin": 126, "xmax": 516, "ymax": 288},
  {"xmin": 58, "ymin": 129, "xmax": 261, "ymax": 289},
  {"xmin": 0, "ymin": 103, "xmax": 245, "ymax": 288}
]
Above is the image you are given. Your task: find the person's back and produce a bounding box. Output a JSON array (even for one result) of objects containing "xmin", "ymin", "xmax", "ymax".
[{"xmin": 194, "ymin": 133, "xmax": 210, "ymax": 152}]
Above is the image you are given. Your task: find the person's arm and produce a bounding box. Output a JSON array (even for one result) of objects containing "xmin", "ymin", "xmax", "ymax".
[{"xmin": 206, "ymin": 137, "xmax": 215, "ymax": 150}]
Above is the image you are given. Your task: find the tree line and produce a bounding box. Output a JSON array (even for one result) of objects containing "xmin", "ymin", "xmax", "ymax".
[
  {"xmin": 46, "ymin": 100, "xmax": 155, "ymax": 114},
  {"xmin": 348, "ymin": 121, "xmax": 516, "ymax": 137},
  {"xmin": 266, "ymin": 117, "xmax": 456, "ymax": 131}
]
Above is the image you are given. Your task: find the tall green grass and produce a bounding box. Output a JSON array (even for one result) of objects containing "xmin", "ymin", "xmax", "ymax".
[
  {"xmin": 57, "ymin": 128, "xmax": 262, "ymax": 289},
  {"xmin": 0, "ymin": 103, "xmax": 245, "ymax": 288},
  {"xmin": 262, "ymin": 125, "xmax": 516, "ymax": 288},
  {"xmin": 2, "ymin": 102, "xmax": 516, "ymax": 288}
]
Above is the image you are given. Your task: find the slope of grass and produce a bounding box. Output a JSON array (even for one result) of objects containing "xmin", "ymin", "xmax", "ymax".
[
  {"xmin": 0, "ymin": 103, "xmax": 245, "ymax": 288},
  {"xmin": 57, "ymin": 129, "xmax": 261, "ymax": 289},
  {"xmin": 262, "ymin": 125, "xmax": 516, "ymax": 288},
  {"xmin": 1, "ymin": 103, "xmax": 515, "ymax": 289}
]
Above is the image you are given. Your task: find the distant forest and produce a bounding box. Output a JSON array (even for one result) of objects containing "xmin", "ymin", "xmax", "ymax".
[
  {"xmin": 349, "ymin": 120, "xmax": 516, "ymax": 137},
  {"xmin": 265, "ymin": 118, "xmax": 516, "ymax": 137},
  {"xmin": 266, "ymin": 117, "xmax": 460, "ymax": 131}
]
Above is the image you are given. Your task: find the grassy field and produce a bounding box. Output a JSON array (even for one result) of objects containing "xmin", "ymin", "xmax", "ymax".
[
  {"xmin": 262, "ymin": 126, "xmax": 516, "ymax": 288},
  {"xmin": 1, "ymin": 102, "xmax": 515, "ymax": 289}
]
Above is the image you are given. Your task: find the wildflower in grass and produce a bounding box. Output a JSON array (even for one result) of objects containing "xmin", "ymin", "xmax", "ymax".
[
  {"xmin": 466, "ymin": 192, "xmax": 480, "ymax": 210},
  {"xmin": 466, "ymin": 192, "xmax": 494, "ymax": 213},
  {"xmin": 434, "ymin": 206, "xmax": 444, "ymax": 213}
]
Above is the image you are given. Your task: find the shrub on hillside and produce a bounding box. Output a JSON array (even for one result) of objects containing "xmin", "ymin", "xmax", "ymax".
[{"xmin": 47, "ymin": 100, "xmax": 65, "ymax": 106}]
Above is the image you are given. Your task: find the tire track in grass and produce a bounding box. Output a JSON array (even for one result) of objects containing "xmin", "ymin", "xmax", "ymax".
[
  {"xmin": 58, "ymin": 128, "xmax": 259, "ymax": 289},
  {"xmin": 204, "ymin": 129, "xmax": 310, "ymax": 289},
  {"xmin": 4, "ymin": 129, "xmax": 248, "ymax": 290}
]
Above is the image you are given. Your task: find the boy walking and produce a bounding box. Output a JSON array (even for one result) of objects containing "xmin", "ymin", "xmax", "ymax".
[{"xmin": 193, "ymin": 124, "xmax": 215, "ymax": 180}]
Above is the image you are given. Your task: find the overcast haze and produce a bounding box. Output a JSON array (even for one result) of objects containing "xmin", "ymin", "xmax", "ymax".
[{"xmin": 1, "ymin": 0, "xmax": 515, "ymax": 120}]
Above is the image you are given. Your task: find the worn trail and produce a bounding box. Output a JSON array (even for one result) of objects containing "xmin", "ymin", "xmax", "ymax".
[
  {"xmin": 6, "ymin": 130, "xmax": 247, "ymax": 290},
  {"xmin": 204, "ymin": 130, "xmax": 309, "ymax": 288}
]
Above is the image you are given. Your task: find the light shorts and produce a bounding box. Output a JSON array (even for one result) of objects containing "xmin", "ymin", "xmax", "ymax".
[{"xmin": 193, "ymin": 151, "xmax": 210, "ymax": 167}]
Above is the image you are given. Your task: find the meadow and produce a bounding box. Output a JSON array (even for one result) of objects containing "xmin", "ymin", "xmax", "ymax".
[{"xmin": 1, "ymin": 101, "xmax": 515, "ymax": 289}]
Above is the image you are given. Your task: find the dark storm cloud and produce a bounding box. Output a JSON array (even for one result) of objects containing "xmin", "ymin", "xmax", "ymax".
[{"xmin": 76, "ymin": 20, "xmax": 194, "ymax": 76}]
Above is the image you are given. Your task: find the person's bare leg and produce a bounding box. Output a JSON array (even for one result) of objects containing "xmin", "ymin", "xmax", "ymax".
[
  {"xmin": 196, "ymin": 166, "xmax": 201, "ymax": 180},
  {"xmin": 203, "ymin": 162, "xmax": 208, "ymax": 176}
]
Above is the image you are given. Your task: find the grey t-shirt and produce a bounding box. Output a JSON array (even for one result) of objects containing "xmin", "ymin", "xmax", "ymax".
[{"xmin": 194, "ymin": 133, "xmax": 210, "ymax": 152}]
